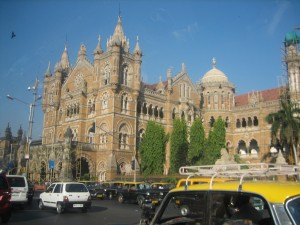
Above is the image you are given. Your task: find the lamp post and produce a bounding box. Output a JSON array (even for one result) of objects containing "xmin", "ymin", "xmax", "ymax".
[{"xmin": 7, "ymin": 78, "xmax": 41, "ymax": 178}]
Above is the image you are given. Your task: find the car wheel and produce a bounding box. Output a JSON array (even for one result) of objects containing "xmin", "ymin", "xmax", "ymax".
[
  {"xmin": 56, "ymin": 203, "xmax": 63, "ymax": 214},
  {"xmin": 81, "ymin": 207, "xmax": 87, "ymax": 213},
  {"xmin": 108, "ymin": 192, "xmax": 113, "ymax": 200},
  {"xmin": 117, "ymin": 194, "xmax": 124, "ymax": 203},
  {"xmin": 137, "ymin": 196, "xmax": 145, "ymax": 208},
  {"xmin": 1, "ymin": 212, "xmax": 11, "ymax": 223},
  {"xmin": 38, "ymin": 200, "xmax": 44, "ymax": 210},
  {"xmin": 180, "ymin": 205, "xmax": 189, "ymax": 216}
]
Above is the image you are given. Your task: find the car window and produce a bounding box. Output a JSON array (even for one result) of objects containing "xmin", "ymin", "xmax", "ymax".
[
  {"xmin": 157, "ymin": 191, "xmax": 207, "ymax": 225},
  {"xmin": 47, "ymin": 184, "xmax": 56, "ymax": 193},
  {"xmin": 53, "ymin": 184, "xmax": 62, "ymax": 193},
  {"xmin": 7, "ymin": 177, "xmax": 25, "ymax": 187},
  {"xmin": 210, "ymin": 192, "xmax": 274, "ymax": 225},
  {"xmin": 65, "ymin": 183, "xmax": 88, "ymax": 192},
  {"xmin": 0, "ymin": 176, "xmax": 8, "ymax": 189},
  {"xmin": 286, "ymin": 196, "xmax": 300, "ymax": 225}
]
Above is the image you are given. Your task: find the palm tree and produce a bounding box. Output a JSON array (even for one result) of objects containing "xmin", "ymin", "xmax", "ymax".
[{"xmin": 266, "ymin": 98, "xmax": 300, "ymax": 165}]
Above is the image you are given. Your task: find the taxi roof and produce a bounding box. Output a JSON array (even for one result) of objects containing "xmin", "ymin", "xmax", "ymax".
[{"xmin": 171, "ymin": 180, "xmax": 300, "ymax": 204}]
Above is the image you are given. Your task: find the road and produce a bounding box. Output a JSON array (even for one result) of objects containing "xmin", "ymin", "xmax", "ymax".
[{"xmin": 8, "ymin": 192, "xmax": 143, "ymax": 225}]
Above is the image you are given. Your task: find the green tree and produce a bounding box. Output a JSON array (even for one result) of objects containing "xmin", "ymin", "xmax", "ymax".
[
  {"xmin": 170, "ymin": 118, "xmax": 188, "ymax": 174},
  {"xmin": 266, "ymin": 98, "xmax": 300, "ymax": 165},
  {"xmin": 140, "ymin": 121, "xmax": 168, "ymax": 176},
  {"xmin": 202, "ymin": 117, "xmax": 226, "ymax": 164},
  {"xmin": 188, "ymin": 118, "xmax": 205, "ymax": 164}
]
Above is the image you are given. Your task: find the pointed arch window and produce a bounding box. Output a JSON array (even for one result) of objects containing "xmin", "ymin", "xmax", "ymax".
[
  {"xmin": 102, "ymin": 92, "xmax": 109, "ymax": 110},
  {"xmin": 121, "ymin": 65, "xmax": 129, "ymax": 85},
  {"xmin": 119, "ymin": 124, "xmax": 129, "ymax": 150},
  {"xmin": 103, "ymin": 64, "xmax": 110, "ymax": 85},
  {"xmin": 121, "ymin": 93, "xmax": 128, "ymax": 112},
  {"xmin": 253, "ymin": 116, "xmax": 259, "ymax": 126},
  {"xmin": 99, "ymin": 123, "xmax": 108, "ymax": 149},
  {"xmin": 88, "ymin": 122, "xmax": 95, "ymax": 144}
]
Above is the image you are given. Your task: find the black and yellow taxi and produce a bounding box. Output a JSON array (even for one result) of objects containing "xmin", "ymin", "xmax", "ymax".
[{"xmin": 141, "ymin": 163, "xmax": 300, "ymax": 225}]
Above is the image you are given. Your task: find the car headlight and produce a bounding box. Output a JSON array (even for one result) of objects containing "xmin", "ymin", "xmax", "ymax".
[{"xmin": 146, "ymin": 192, "xmax": 150, "ymax": 196}]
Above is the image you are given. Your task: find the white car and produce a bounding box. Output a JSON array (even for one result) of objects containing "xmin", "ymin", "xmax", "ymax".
[
  {"xmin": 38, "ymin": 182, "xmax": 91, "ymax": 214},
  {"xmin": 6, "ymin": 175, "xmax": 29, "ymax": 207}
]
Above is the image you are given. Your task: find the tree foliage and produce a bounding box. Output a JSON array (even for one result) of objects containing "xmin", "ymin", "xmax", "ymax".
[
  {"xmin": 188, "ymin": 118, "xmax": 205, "ymax": 164},
  {"xmin": 140, "ymin": 121, "xmax": 168, "ymax": 176},
  {"xmin": 200, "ymin": 117, "xmax": 226, "ymax": 165},
  {"xmin": 170, "ymin": 118, "xmax": 188, "ymax": 174},
  {"xmin": 266, "ymin": 98, "xmax": 300, "ymax": 165}
]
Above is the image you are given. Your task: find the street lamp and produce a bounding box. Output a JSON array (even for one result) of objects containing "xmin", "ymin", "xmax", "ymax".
[{"xmin": 6, "ymin": 78, "xmax": 42, "ymax": 178}]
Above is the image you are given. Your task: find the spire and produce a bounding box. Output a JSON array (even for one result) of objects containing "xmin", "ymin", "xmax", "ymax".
[
  {"xmin": 77, "ymin": 43, "xmax": 87, "ymax": 61},
  {"xmin": 45, "ymin": 61, "xmax": 52, "ymax": 77},
  {"xmin": 107, "ymin": 16, "xmax": 129, "ymax": 52},
  {"xmin": 5, "ymin": 123, "xmax": 12, "ymax": 140},
  {"xmin": 212, "ymin": 57, "xmax": 217, "ymax": 69},
  {"xmin": 112, "ymin": 16, "xmax": 125, "ymax": 45},
  {"xmin": 134, "ymin": 36, "xmax": 142, "ymax": 55},
  {"xmin": 94, "ymin": 35, "xmax": 103, "ymax": 55},
  {"xmin": 17, "ymin": 125, "xmax": 23, "ymax": 142},
  {"xmin": 181, "ymin": 63, "xmax": 186, "ymax": 73},
  {"xmin": 60, "ymin": 45, "xmax": 70, "ymax": 69}
]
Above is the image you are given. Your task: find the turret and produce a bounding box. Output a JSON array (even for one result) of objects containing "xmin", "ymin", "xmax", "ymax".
[
  {"xmin": 93, "ymin": 35, "xmax": 103, "ymax": 61},
  {"xmin": 17, "ymin": 125, "xmax": 23, "ymax": 143},
  {"xmin": 133, "ymin": 36, "xmax": 142, "ymax": 97},
  {"xmin": 167, "ymin": 68, "xmax": 173, "ymax": 93},
  {"xmin": 5, "ymin": 123, "xmax": 12, "ymax": 141},
  {"xmin": 77, "ymin": 43, "xmax": 87, "ymax": 62}
]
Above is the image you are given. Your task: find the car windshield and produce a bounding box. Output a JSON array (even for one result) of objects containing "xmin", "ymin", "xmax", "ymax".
[
  {"xmin": 7, "ymin": 177, "xmax": 25, "ymax": 187},
  {"xmin": 65, "ymin": 183, "xmax": 88, "ymax": 192},
  {"xmin": 286, "ymin": 196, "xmax": 300, "ymax": 225}
]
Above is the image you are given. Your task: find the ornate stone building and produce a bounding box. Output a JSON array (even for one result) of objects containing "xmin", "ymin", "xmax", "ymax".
[{"xmin": 13, "ymin": 17, "xmax": 299, "ymax": 182}]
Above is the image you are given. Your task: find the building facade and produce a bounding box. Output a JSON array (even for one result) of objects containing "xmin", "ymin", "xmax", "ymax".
[{"xmin": 3, "ymin": 17, "xmax": 299, "ymax": 182}]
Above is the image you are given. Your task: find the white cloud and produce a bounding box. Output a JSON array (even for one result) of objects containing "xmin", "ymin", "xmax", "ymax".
[
  {"xmin": 172, "ymin": 22, "xmax": 199, "ymax": 40},
  {"xmin": 268, "ymin": 1, "xmax": 290, "ymax": 35}
]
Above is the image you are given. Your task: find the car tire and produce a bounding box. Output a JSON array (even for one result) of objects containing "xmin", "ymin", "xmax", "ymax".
[
  {"xmin": 38, "ymin": 200, "xmax": 44, "ymax": 210},
  {"xmin": 180, "ymin": 205, "xmax": 189, "ymax": 216},
  {"xmin": 81, "ymin": 207, "xmax": 87, "ymax": 213},
  {"xmin": 108, "ymin": 192, "xmax": 113, "ymax": 200},
  {"xmin": 1, "ymin": 212, "xmax": 11, "ymax": 223},
  {"xmin": 137, "ymin": 195, "xmax": 145, "ymax": 208},
  {"xmin": 117, "ymin": 194, "xmax": 124, "ymax": 203},
  {"xmin": 56, "ymin": 203, "xmax": 63, "ymax": 214}
]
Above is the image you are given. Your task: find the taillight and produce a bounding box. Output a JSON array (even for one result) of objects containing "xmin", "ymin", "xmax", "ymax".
[{"xmin": 63, "ymin": 196, "xmax": 69, "ymax": 202}]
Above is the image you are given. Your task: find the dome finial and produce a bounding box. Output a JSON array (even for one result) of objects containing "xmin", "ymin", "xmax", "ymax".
[{"xmin": 212, "ymin": 57, "xmax": 216, "ymax": 68}]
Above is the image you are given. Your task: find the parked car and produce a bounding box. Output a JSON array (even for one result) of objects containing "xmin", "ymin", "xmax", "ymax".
[
  {"xmin": 116, "ymin": 181, "xmax": 152, "ymax": 204},
  {"xmin": 6, "ymin": 175, "xmax": 28, "ymax": 208},
  {"xmin": 139, "ymin": 182, "xmax": 174, "ymax": 208},
  {"xmin": 96, "ymin": 181, "xmax": 125, "ymax": 200},
  {"xmin": 141, "ymin": 163, "xmax": 300, "ymax": 225},
  {"xmin": 0, "ymin": 172, "xmax": 11, "ymax": 223},
  {"xmin": 38, "ymin": 182, "xmax": 92, "ymax": 214}
]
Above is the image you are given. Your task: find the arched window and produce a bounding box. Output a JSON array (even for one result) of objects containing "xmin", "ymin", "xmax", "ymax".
[
  {"xmin": 247, "ymin": 117, "xmax": 252, "ymax": 127},
  {"xmin": 102, "ymin": 93, "xmax": 109, "ymax": 110},
  {"xmin": 253, "ymin": 116, "xmax": 259, "ymax": 126},
  {"xmin": 210, "ymin": 116, "xmax": 215, "ymax": 127},
  {"xmin": 242, "ymin": 118, "xmax": 246, "ymax": 127},
  {"xmin": 103, "ymin": 64, "xmax": 110, "ymax": 85},
  {"xmin": 237, "ymin": 140, "xmax": 247, "ymax": 154},
  {"xmin": 121, "ymin": 93, "xmax": 128, "ymax": 111},
  {"xmin": 172, "ymin": 108, "xmax": 176, "ymax": 119},
  {"xmin": 119, "ymin": 124, "xmax": 129, "ymax": 150},
  {"xmin": 236, "ymin": 119, "xmax": 241, "ymax": 128}
]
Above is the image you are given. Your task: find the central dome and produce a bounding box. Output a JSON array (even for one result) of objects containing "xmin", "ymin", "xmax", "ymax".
[{"xmin": 201, "ymin": 57, "xmax": 228, "ymax": 83}]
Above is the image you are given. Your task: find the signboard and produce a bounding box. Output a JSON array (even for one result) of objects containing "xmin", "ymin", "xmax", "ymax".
[{"xmin": 49, "ymin": 160, "xmax": 55, "ymax": 169}]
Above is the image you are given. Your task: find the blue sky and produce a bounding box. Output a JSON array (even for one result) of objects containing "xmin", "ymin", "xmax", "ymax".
[{"xmin": 0, "ymin": 0, "xmax": 299, "ymax": 140}]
